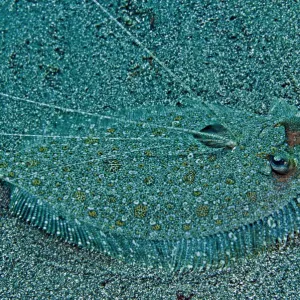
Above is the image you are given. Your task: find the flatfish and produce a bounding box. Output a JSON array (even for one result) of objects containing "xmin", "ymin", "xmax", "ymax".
[
  {"xmin": 1, "ymin": 91, "xmax": 300, "ymax": 272},
  {"xmin": 0, "ymin": 1, "xmax": 299, "ymax": 273}
]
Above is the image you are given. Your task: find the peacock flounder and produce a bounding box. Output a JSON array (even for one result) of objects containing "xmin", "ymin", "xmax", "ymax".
[{"xmin": 1, "ymin": 93, "xmax": 300, "ymax": 273}]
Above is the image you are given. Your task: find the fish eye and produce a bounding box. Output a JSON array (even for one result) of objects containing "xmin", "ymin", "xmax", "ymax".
[{"xmin": 269, "ymin": 154, "xmax": 293, "ymax": 175}]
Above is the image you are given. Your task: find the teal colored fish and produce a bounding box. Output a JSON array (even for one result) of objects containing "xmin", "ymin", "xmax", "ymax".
[
  {"xmin": 1, "ymin": 91, "xmax": 300, "ymax": 272},
  {"xmin": 0, "ymin": 1, "xmax": 299, "ymax": 273}
]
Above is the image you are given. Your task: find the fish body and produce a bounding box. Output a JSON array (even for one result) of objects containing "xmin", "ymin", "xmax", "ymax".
[{"xmin": 1, "ymin": 95, "xmax": 300, "ymax": 272}]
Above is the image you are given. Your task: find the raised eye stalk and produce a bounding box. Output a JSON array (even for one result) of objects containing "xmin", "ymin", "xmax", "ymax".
[{"xmin": 275, "ymin": 117, "xmax": 300, "ymax": 147}]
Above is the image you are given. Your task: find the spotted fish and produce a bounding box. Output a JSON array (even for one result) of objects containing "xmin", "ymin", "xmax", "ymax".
[
  {"xmin": 1, "ymin": 90, "xmax": 300, "ymax": 272},
  {"xmin": 0, "ymin": 1, "xmax": 299, "ymax": 273}
]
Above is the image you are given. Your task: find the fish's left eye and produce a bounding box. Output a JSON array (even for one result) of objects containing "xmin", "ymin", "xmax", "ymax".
[{"xmin": 269, "ymin": 155, "xmax": 293, "ymax": 175}]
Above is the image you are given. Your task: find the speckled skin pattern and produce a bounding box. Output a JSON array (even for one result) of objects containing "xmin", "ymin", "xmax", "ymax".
[{"xmin": 1, "ymin": 95, "xmax": 300, "ymax": 272}]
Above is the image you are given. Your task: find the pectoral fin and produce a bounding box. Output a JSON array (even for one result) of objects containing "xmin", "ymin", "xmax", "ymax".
[{"xmin": 193, "ymin": 124, "xmax": 237, "ymax": 149}]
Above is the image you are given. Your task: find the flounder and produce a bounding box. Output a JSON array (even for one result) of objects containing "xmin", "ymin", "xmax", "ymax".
[
  {"xmin": 0, "ymin": 0, "xmax": 299, "ymax": 273},
  {"xmin": 1, "ymin": 92, "xmax": 300, "ymax": 273}
]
